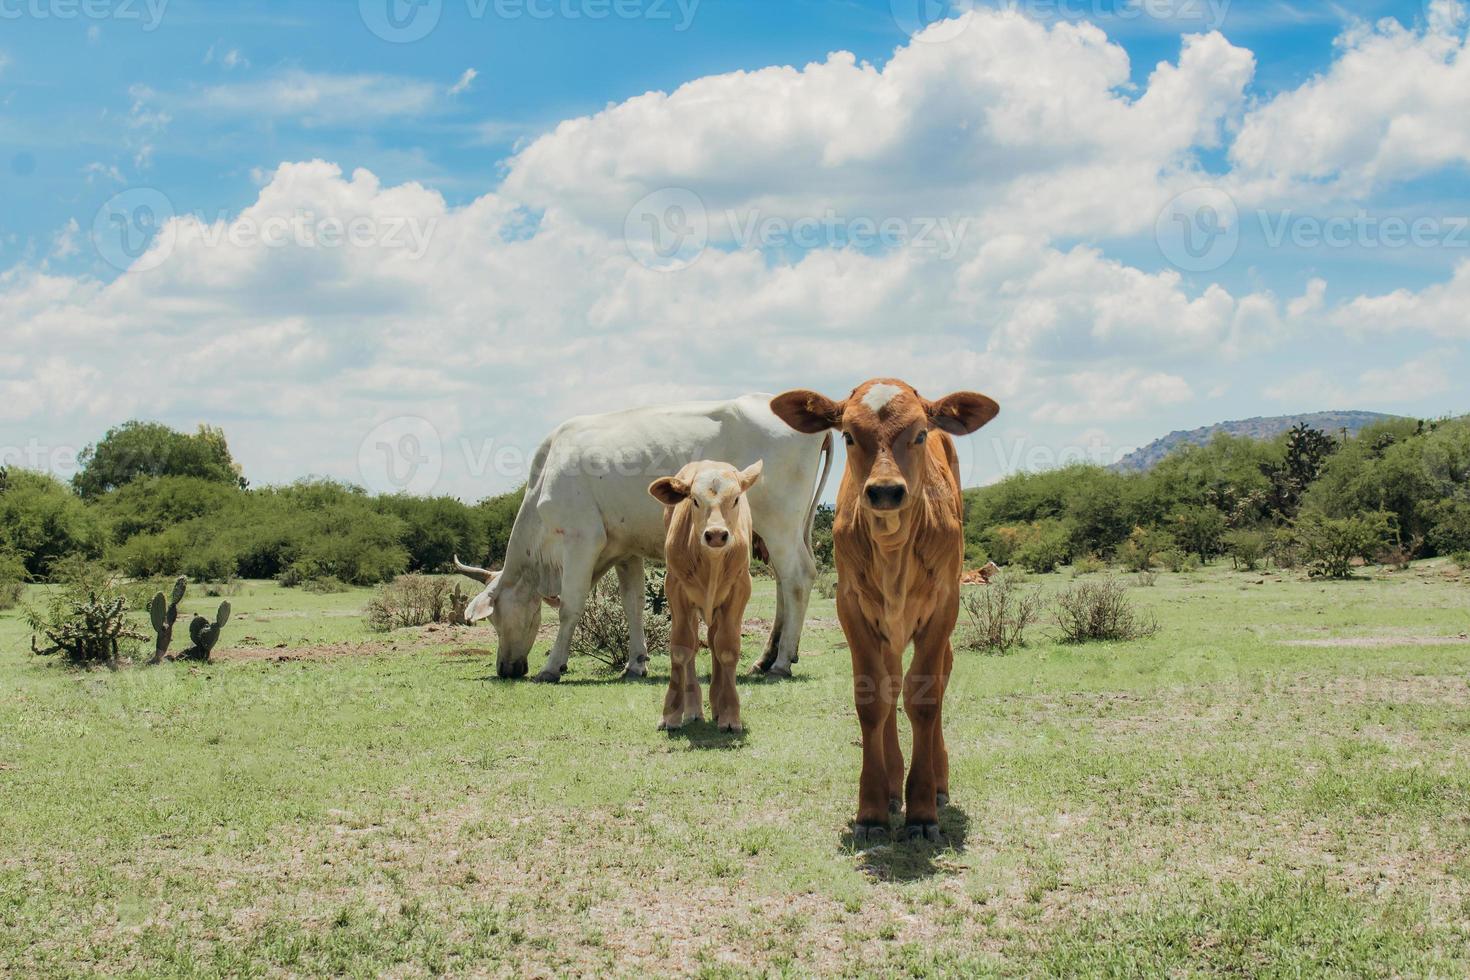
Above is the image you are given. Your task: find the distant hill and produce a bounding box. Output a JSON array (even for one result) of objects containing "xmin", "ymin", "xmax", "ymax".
[{"xmin": 1110, "ymin": 411, "xmax": 1401, "ymax": 473}]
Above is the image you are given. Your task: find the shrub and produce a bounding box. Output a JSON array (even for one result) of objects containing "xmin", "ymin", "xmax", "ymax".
[
  {"xmin": 0, "ymin": 548, "xmax": 26, "ymax": 610},
  {"xmin": 1072, "ymin": 554, "xmax": 1107, "ymax": 576},
  {"xmin": 365, "ymin": 575, "xmax": 460, "ymax": 631},
  {"xmin": 1453, "ymin": 551, "xmax": 1470, "ymax": 573},
  {"xmin": 959, "ymin": 573, "xmax": 1042, "ymax": 654},
  {"xmin": 1011, "ymin": 520, "xmax": 1071, "ymax": 574},
  {"xmin": 1118, "ymin": 526, "xmax": 1172, "ymax": 572},
  {"xmin": 1134, "ymin": 570, "xmax": 1158, "ymax": 588},
  {"xmin": 25, "ymin": 561, "xmax": 145, "ymax": 667},
  {"xmin": 1051, "ymin": 579, "xmax": 1159, "ymax": 644},
  {"xmin": 1294, "ymin": 513, "xmax": 1390, "ymax": 580},
  {"xmin": 814, "ymin": 568, "xmax": 839, "ymax": 600},
  {"xmin": 303, "ymin": 576, "xmax": 350, "ymax": 594},
  {"xmin": 1373, "ymin": 540, "xmax": 1415, "ymax": 571},
  {"xmin": 1170, "ymin": 505, "xmax": 1227, "ymax": 560},
  {"xmin": 572, "ymin": 572, "xmax": 672, "ymax": 671},
  {"xmin": 1223, "ymin": 529, "xmax": 1268, "ymax": 572},
  {"xmin": 1156, "ymin": 548, "xmax": 1188, "ymax": 572},
  {"xmin": 1268, "ymin": 528, "xmax": 1302, "ymax": 570}
]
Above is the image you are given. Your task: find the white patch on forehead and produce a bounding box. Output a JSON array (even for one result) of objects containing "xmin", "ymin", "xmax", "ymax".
[
  {"xmin": 690, "ymin": 467, "xmax": 738, "ymax": 499},
  {"xmin": 861, "ymin": 383, "xmax": 903, "ymax": 415}
]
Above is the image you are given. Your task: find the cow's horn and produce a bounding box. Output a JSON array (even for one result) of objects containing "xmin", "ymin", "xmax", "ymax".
[{"xmin": 453, "ymin": 555, "xmax": 495, "ymax": 584}]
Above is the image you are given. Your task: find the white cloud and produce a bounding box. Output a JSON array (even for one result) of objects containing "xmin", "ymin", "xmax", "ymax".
[
  {"xmin": 195, "ymin": 70, "xmax": 440, "ymax": 124},
  {"xmin": 50, "ymin": 220, "xmax": 80, "ymax": 260},
  {"xmin": 1264, "ymin": 352, "xmax": 1454, "ymax": 407},
  {"xmin": 1033, "ymin": 369, "xmax": 1193, "ymax": 424},
  {"xmin": 1231, "ymin": 1, "xmax": 1470, "ymax": 196},
  {"xmin": 448, "ymin": 68, "xmax": 477, "ymax": 96},
  {"xmin": 501, "ymin": 11, "xmax": 1254, "ymax": 242},
  {"xmin": 1328, "ymin": 259, "xmax": 1470, "ymax": 338}
]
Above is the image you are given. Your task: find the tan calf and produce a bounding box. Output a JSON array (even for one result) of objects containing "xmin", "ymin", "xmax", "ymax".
[
  {"xmin": 649, "ymin": 459, "xmax": 764, "ymax": 732},
  {"xmin": 772, "ymin": 380, "xmax": 998, "ymax": 843}
]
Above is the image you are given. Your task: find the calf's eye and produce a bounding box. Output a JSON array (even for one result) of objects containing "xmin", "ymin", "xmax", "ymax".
[
  {"xmin": 915, "ymin": 430, "xmax": 928, "ymax": 445},
  {"xmin": 842, "ymin": 432, "xmax": 854, "ymax": 446}
]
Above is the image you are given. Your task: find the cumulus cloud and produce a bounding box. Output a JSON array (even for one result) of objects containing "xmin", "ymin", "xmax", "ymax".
[
  {"xmin": 1231, "ymin": 1, "xmax": 1470, "ymax": 197},
  {"xmin": 1032, "ymin": 369, "xmax": 1193, "ymax": 424},
  {"xmin": 5, "ymin": 8, "xmax": 1467, "ymax": 495},
  {"xmin": 502, "ymin": 10, "xmax": 1254, "ymax": 242}
]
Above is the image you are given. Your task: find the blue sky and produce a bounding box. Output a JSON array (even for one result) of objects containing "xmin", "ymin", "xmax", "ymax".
[{"xmin": 2, "ymin": 0, "xmax": 1467, "ymax": 497}]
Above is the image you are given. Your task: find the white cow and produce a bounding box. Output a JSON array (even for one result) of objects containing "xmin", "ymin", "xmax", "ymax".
[{"xmin": 454, "ymin": 394, "xmax": 832, "ymax": 683}]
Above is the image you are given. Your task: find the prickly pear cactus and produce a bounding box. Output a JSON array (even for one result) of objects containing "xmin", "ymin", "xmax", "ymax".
[
  {"xmin": 147, "ymin": 576, "xmax": 188, "ymax": 664},
  {"xmin": 179, "ymin": 600, "xmax": 231, "ymax": 662}
]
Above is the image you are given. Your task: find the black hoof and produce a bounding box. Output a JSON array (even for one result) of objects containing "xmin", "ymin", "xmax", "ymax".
[
  {"xmin": 936, "ymin": 792, "xmax": 950, "ymax": 808},
  {"xmin": 904, "ymin": 822, "xmax": 942, "ymax": 844},
  {"xmin": 889, "ymin": 797, "xmax": 902, "ymax": 816},
  {"xmin": 765, "ymin": 665, "xmax": 793, "ymax": 679},
  {"xmin": 852, "ymin": 823, "xmax": 889, "ymax": 846},
  {"xmin": 498, "ymin": 661, "xmax": 527, "ymax": 680},
  {"xmin": 531, "ymin": 669, "xmax": 560, "ymax": 683},
  {"xmin": 751, "ymin": 659, "xmax": 773, "ymax": 675}
]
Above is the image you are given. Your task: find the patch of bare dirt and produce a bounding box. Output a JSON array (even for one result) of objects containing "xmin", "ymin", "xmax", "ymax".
[{"xmin": 1281, "ymin": 634, "xmax": 1470, "ymax": 649}]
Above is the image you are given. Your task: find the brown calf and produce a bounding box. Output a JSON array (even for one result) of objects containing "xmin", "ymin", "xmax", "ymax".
[
  {"xmin": 772, "ymin": 380, "xmax": 998, "ymax": 842},
  {"xmin": 649, "ymin": 459, "xmax": 764, "ymax": 733}
]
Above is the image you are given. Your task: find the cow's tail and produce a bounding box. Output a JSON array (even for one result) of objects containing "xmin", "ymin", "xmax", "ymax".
[{"xmin": 804, "ymin": 432, "xmax": 834, "ymax": 554}]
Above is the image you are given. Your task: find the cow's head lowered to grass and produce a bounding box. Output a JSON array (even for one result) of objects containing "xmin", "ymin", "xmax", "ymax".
[
  {"xmin": 770, "ymin": 380, "xmax": 998, "ymax": 514},
  {"xmin": 453, "ymin": 556, "xmax": 544, "ymax": 678}
]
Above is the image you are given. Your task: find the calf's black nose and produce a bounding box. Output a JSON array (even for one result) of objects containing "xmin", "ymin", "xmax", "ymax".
[
  {"xmin": 704, "ymin": 528, "xmax": 730, "ymax": 548},
  {"xmin": 865, "ymin": 482, "xmax": 907, "ymax": 510}
]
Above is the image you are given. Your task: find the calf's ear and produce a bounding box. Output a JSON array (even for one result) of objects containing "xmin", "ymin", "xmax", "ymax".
[
  {"xmin": 649, "ymin": 476, "xmax": 691, "ymax": 506},
  {"xmin": 927, "ymin": 391, "xmax": 1000, "ymax": 435},
  {"xmin": 771, "ymin": 390, "xmax": 844, "ymax": 434},
  {"xmin": 738, "ymin": 459, "xmax": 764, "ymax": 492}
]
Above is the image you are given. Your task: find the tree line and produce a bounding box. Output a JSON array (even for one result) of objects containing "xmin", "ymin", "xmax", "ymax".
[
  {"xmin": 2, "ymin": 413, "xmax": 1467, "ymax": 596},
  {"xmin": 960, "ymin": 415, "xmax": 1470, "ymax": 577}
]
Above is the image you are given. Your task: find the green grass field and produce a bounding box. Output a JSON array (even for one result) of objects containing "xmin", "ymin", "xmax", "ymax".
[{"xmin": 3, "ymin": 563, "xmax": 1470, "ymax": 977}]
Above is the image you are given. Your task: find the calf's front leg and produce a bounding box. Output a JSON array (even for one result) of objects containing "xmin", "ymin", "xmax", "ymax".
[
  {"xmin": 660, "ymin": 596, "xmax": 703, "ymax": 730},
  {"xmin": 708, "ymin": 599, "xmax": 746, "ymax": 733}
]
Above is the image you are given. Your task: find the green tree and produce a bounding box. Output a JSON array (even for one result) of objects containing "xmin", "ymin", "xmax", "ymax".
[
  {"xmin": 0, "ymin": 469, "xmax": 104, "ymax": 577},
  {"xmin": 73, "ymin": 421, "xmax": 243, "ymax": 499}
]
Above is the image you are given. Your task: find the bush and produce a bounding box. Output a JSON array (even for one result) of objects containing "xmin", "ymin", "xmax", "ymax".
[
  {"xmin": 814, "ymin": 568, "xmax": 838, "ymax": 600},
  {"xmin": 1134, "ymin": 570, "xmax": 1158, "ymax": 588},
  {"xmin": 303, "ymin": 576, "xmax": 350, "ymax": 594},
  {"xmin": 1268, "ymin": 528, "xmax": 1302, "ymax": 570},
  {"xmin": 1223, "ymin": 529, "xmax": 1268, "ymax": 572},
  {"xmin": 365, "ymin": 575, "xmax": 461, "ymax": 631},
  {"xmin": 1051, "ymin": 579, "xmax": 1159, "ymax": 644},
  {"xmin": 959, "ymin": 573, "xmax": 1042, "ymax": 654},
  {"xmin": 1294, "ymin": 513, "xmax": 1390, "ymax": 579},
  {"xmin": 1453, "ymin": 551, "xmax": 1470, "ymax": 573},
  {"xmin": 1118, "ymin": 526, "xmax": 1172, "ymax": 572},
  {"xmin": 0, "ymin": 469, "xmax": 104, "ymax": 578},
  {"xmin": 1170, "ymin": 505, "xmax": 1227, "ymax": 560},
  {"xmin": 0, "ymin": 548, "xmax": 26, "ymax": 610},
  {"xmin": 1002, "ymin": 520, "xmax": 1071, "ymax": 574},
  {"xmin": 571, "ymin": 572, "xmax": 672, "ymax": 671},
  {"xmin": 1071, "ymin": 554, "xmax": 1107, "ymax": 576},
  {"xmin": 25, "ymin": 561, "xmax": 146, "ymax": 667},
  {"xmin": 1156, "ymin": 548, "xmax": 1188, "ymax": 572}
]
